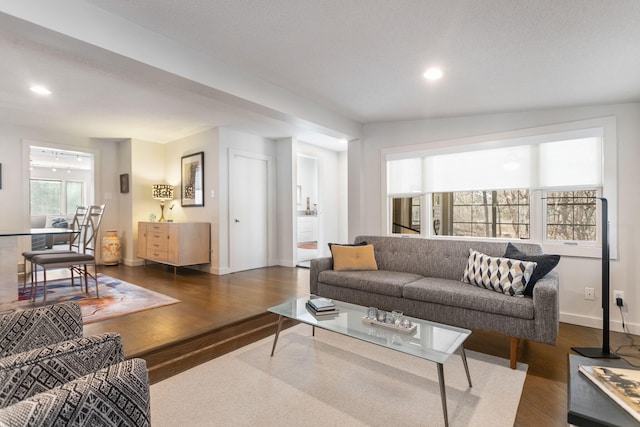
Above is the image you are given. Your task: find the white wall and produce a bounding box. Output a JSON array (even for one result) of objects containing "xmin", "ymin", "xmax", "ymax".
[
  {"xmin": 352, "ymin": 102, "xmax": 640, "ymax": 333},
  {"xmin": 276, "ymin": 138, "xmax": 295, "ymax": 267},
  {"xmin": 163, "ymin": 129, "xmax": 218, "ymax": 272},
  {"xmin": 129, "ymin": 138, "xmax": 167, "ymax": 266},
  {"xmin": 337, "ymin": 150, "xmax": 349, "ymax": 244},
  {"xmin": 116, "ymin": 139, "xmax": 133, "ymax": 264}
]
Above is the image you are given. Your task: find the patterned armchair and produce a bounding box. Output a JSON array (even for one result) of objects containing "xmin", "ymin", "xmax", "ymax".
[{"xmin": 0, "ymin": 302, "xmax": 150, "ymax": 426}]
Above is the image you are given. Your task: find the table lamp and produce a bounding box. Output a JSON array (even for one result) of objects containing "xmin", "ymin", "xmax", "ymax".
[{"xmin": 152, "ymin": 184, "xmax": 174, "ymax": 222}]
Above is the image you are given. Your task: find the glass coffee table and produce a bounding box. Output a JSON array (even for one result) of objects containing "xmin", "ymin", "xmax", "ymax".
[{"xmin": 268, "ymin": 296, "xmax": 472, "ymax": 427}]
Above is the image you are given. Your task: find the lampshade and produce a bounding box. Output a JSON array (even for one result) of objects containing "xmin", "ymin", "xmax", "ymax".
[{"xmin": 152, "ymin": 184, "xmax": 174, "ymax": 200}]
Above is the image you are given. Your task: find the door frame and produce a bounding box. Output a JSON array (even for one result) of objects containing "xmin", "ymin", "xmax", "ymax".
[{"xmin": 228, "ymin": 149, "xmax": 276, "ymax": 273}]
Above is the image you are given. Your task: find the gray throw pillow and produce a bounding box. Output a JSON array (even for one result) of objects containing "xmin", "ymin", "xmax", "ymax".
[{"xmin": 504, "ymin": 243, "xmax": 560, "ymax": 297}]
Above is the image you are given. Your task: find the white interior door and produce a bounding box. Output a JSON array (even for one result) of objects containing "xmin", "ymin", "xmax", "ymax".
[{"xmin": 230, "ymin": 152, "xmax": 269, "ymax": 272}]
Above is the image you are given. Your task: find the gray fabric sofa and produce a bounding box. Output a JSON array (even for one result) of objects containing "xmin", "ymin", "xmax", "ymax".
[
  {"xmin": 31, "ymin": 215, "xmax": 73, "ymax": 249},
  {"xmin": 310, "ymin": 235, "xmax": 559, "ymax": 368}
]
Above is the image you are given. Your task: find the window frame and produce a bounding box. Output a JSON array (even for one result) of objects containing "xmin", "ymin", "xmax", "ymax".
[{"xmin": 381, "ymin": 117, "xmax": 618, "ymax": 259}]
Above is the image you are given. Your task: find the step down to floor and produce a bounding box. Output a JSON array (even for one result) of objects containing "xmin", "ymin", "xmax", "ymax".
[{"xmin": 134, "ymin": 312, "xmax": 297, "ymax": 384}]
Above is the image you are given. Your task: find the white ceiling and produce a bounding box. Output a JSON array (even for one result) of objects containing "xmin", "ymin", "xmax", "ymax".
[{"xmin": 2, "ymin": 0, "xmax": 640, "ymax": 150}]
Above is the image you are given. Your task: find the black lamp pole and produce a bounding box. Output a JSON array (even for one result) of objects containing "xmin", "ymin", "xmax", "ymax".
[{"xmin": 572, "ymin": 197, "xmax": 619, "ymax": 359}]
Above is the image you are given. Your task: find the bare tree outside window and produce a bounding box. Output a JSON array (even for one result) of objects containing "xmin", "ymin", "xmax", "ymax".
[
  {"xmin": 442, "ymin": 189, "xmax": 530, "ymax": 239},
  {"xmin": 433, "ymin": 189, "xmax": 598, "ymax": 242},
  {"xmin": 546, "ymin": 190, "xmax": 597, "ymax": 241}
]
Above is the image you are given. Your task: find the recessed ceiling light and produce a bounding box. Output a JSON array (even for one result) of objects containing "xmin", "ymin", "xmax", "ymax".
[
  {"xmin": 30, "ymin": 85, "xmax": 51, "ymax": 95},
  {"xmin": 423, "ymin": 67, "xmax": 443, "ymax": 81}
]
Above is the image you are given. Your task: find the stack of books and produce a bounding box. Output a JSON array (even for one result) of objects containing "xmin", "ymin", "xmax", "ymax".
[{"xmin": 306, "ymin": 298, "xmax": 339, "ymax": 316}]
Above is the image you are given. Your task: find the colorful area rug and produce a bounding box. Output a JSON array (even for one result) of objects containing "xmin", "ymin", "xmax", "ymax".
[{"xmin": 19, "ymin": 274, "xmax": 180, "ymax": 324}]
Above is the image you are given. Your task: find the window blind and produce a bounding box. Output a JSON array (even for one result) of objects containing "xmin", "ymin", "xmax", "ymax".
[
  {"xmin": 418, "ymin": 136, "xmax": 602, "ymax": 193},
  {"xmin": 387, "ymin": 158, "xmax": 422, "ymax": 194}
]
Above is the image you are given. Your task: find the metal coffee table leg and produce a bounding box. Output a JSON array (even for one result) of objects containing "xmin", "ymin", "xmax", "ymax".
[
  {"xmin": 459, "ymin": 345, "xmax": 472, "ymax": 387},
  {"xmin": 437, "ymin": 363, "xmax": 449, "ymax": 427},
  {"xmin": 270, "ymin": 315, "xmax": 284, "ymax": 357}
]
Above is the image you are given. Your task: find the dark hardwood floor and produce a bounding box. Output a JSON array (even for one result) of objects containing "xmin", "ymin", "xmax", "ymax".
[{"xmin": 82, "ymin": 264, "xmax": 640, "ymax": 427}]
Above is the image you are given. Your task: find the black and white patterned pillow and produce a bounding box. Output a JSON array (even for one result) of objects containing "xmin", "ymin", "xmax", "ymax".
[{"xmin": 462, "ymin": 248, "xmax": 537, "ymax": 296}]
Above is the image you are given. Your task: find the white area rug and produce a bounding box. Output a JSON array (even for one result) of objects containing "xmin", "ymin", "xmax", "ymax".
[{"xmin": 151, "ymin": 324, "xmax": 527, "ymax": 426}]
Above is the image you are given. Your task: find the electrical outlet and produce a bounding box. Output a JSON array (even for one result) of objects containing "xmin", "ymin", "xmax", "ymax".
[
  {"xmin": 585, "ymin": 287, "xmax": 595, "ymax": 301},
  {"xmin": 614, "ymin": 290, "xmax": 624, "ymax": 306}
]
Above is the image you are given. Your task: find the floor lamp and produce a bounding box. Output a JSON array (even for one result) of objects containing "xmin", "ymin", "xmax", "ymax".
[{"xmin": 572, "ymin": 197, "xmax": 619, "ymax": 359}]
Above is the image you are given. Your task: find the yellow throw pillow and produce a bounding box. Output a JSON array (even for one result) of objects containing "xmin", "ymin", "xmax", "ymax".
[{"xmin": 331, "ymin": 244, "xmax": 378, "ymax": 271}]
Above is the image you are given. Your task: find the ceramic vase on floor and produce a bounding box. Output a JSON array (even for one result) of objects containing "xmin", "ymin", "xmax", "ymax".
[{"xmin": 102, "ymin": 230, "xmax": 121, "ymax": 265}]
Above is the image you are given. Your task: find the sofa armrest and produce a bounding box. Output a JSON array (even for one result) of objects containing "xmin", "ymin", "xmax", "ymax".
[
  {"xmin": 310, "ymin": 257, "xmax": 332, "ymax": 295},
  {"xmin": 0, "ymin": 358, "xmax": 150, "ymax": 427},
  {"xmin": 0, "ymin": 332, "xmax": 123, "ymax": 408},
  {"xmin": 0, "ymin": 302, "xmax": 83, "ymax": 358},
  {"xmin": 532, "ymin": 271, "xmax": 559, "ymax": 345}
]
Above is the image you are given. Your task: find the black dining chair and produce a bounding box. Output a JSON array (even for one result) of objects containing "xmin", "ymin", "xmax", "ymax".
[{"xmin": 30, "ymin": 205, "xmax": 105, "ymax": 304}]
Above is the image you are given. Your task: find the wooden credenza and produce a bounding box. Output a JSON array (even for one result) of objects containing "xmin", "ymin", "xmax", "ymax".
[{"xmin": 138, "ymin": 222, "xmax": 210, "ymax": 269}]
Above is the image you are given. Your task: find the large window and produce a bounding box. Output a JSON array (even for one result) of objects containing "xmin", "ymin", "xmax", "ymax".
[
  {"xmin": 66, "ymin": 181, "xmax": 84, "ymax": 214},
  {"xmin": 431, "ymin": 188, "xmax": 598, "ymax": 242},
  {"xmin": 30, "ymin": 179, "xmax": 85, "ymax": 215},
  {"xmin": 546, "ymin": 190, "xmax": 597, "ymax": 241},
  {"xmin": 29, "ymin": 145, "xmax": 93, "ymax": 218},
  {"xmin": 384, "ymin": 119, "xmax": 616, "ymax": 257},
  {"xmin": 30, "ymin": 180, "xmax": 62, "ymax": 215},
  {"xmin": 391, "ymin": 197, "xmax": 421, "ymax": 234},
  {"xmin": 446, "ymin": 189, "xmax": 530, "ymax": 239}
]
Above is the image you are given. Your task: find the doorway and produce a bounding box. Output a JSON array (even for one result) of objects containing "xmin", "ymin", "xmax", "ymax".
[
  {"xmin": 296, "ymin": 154, "xmax": 319, "ymax": 266},
  {"xmin": 229, "ymin": 150, "xmax": 273, "ymax": 272},
  {"xmin": 29, "ymin": 145, "xmax": 94, "ymax": 248}
]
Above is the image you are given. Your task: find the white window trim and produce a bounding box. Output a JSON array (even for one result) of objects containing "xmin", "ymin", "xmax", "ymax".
[{"xmin": 381, "ymin": 116, "xmax": 618, "ymax": 259}]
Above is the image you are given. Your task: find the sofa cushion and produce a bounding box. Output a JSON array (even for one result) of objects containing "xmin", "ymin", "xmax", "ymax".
[
  {"xmin": 403, "ymin": 277, "xmax": 535, "ymax": 319},
  {"xmin": 462, "ymin": 249, "xmax": 536, "ymax": 296},
  {"xmin": 331, "ymin": 244, "xmax": 378, "ymax": 271},
  {"xmin": 318, "ymin": 270, "xmax": 422, "ymax": 297},
  {"xmin": 504, "ymin": 242, "xmax": 561, "ymax": 297}
]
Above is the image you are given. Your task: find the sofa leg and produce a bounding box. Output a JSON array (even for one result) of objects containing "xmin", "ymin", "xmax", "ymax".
[{"xmin": 510, "ymin": 337, "xmax": 519, "ymax": 369}]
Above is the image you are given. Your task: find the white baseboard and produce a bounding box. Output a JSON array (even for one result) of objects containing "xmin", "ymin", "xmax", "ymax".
[
  {"xmin": 211, "ymin": 266, "xmax": 231, "ymax": 275},
  {"xmin": 276, "ymin": 259, "xmax": 296, "ymax": 268},
  {"xmin": 560, "ymin": 311, "xmax": 640, "ymax": 335}
]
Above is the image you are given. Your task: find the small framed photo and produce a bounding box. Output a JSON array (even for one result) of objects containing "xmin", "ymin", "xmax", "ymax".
[
  {"xmin": 119, "ymin": 173, "xmax": 129, "ymax": 193},
  {"xmin": 181, "ymin": 152, "xmax": 204, "ymax": 207}
]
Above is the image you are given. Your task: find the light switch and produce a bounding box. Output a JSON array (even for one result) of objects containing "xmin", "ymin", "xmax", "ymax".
[
  {"xmin": 210, "ymin": 190, "xmax": 215, "ymax": 198},
  {"xmin": 104, "ymin": 193, "xmax": 112, "ymax": 200}
]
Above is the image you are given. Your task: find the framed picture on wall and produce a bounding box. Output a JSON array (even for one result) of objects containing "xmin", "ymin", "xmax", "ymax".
[{"xmin": 181, "ymin": 151, "xmax": 204, "ymax": 207}]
